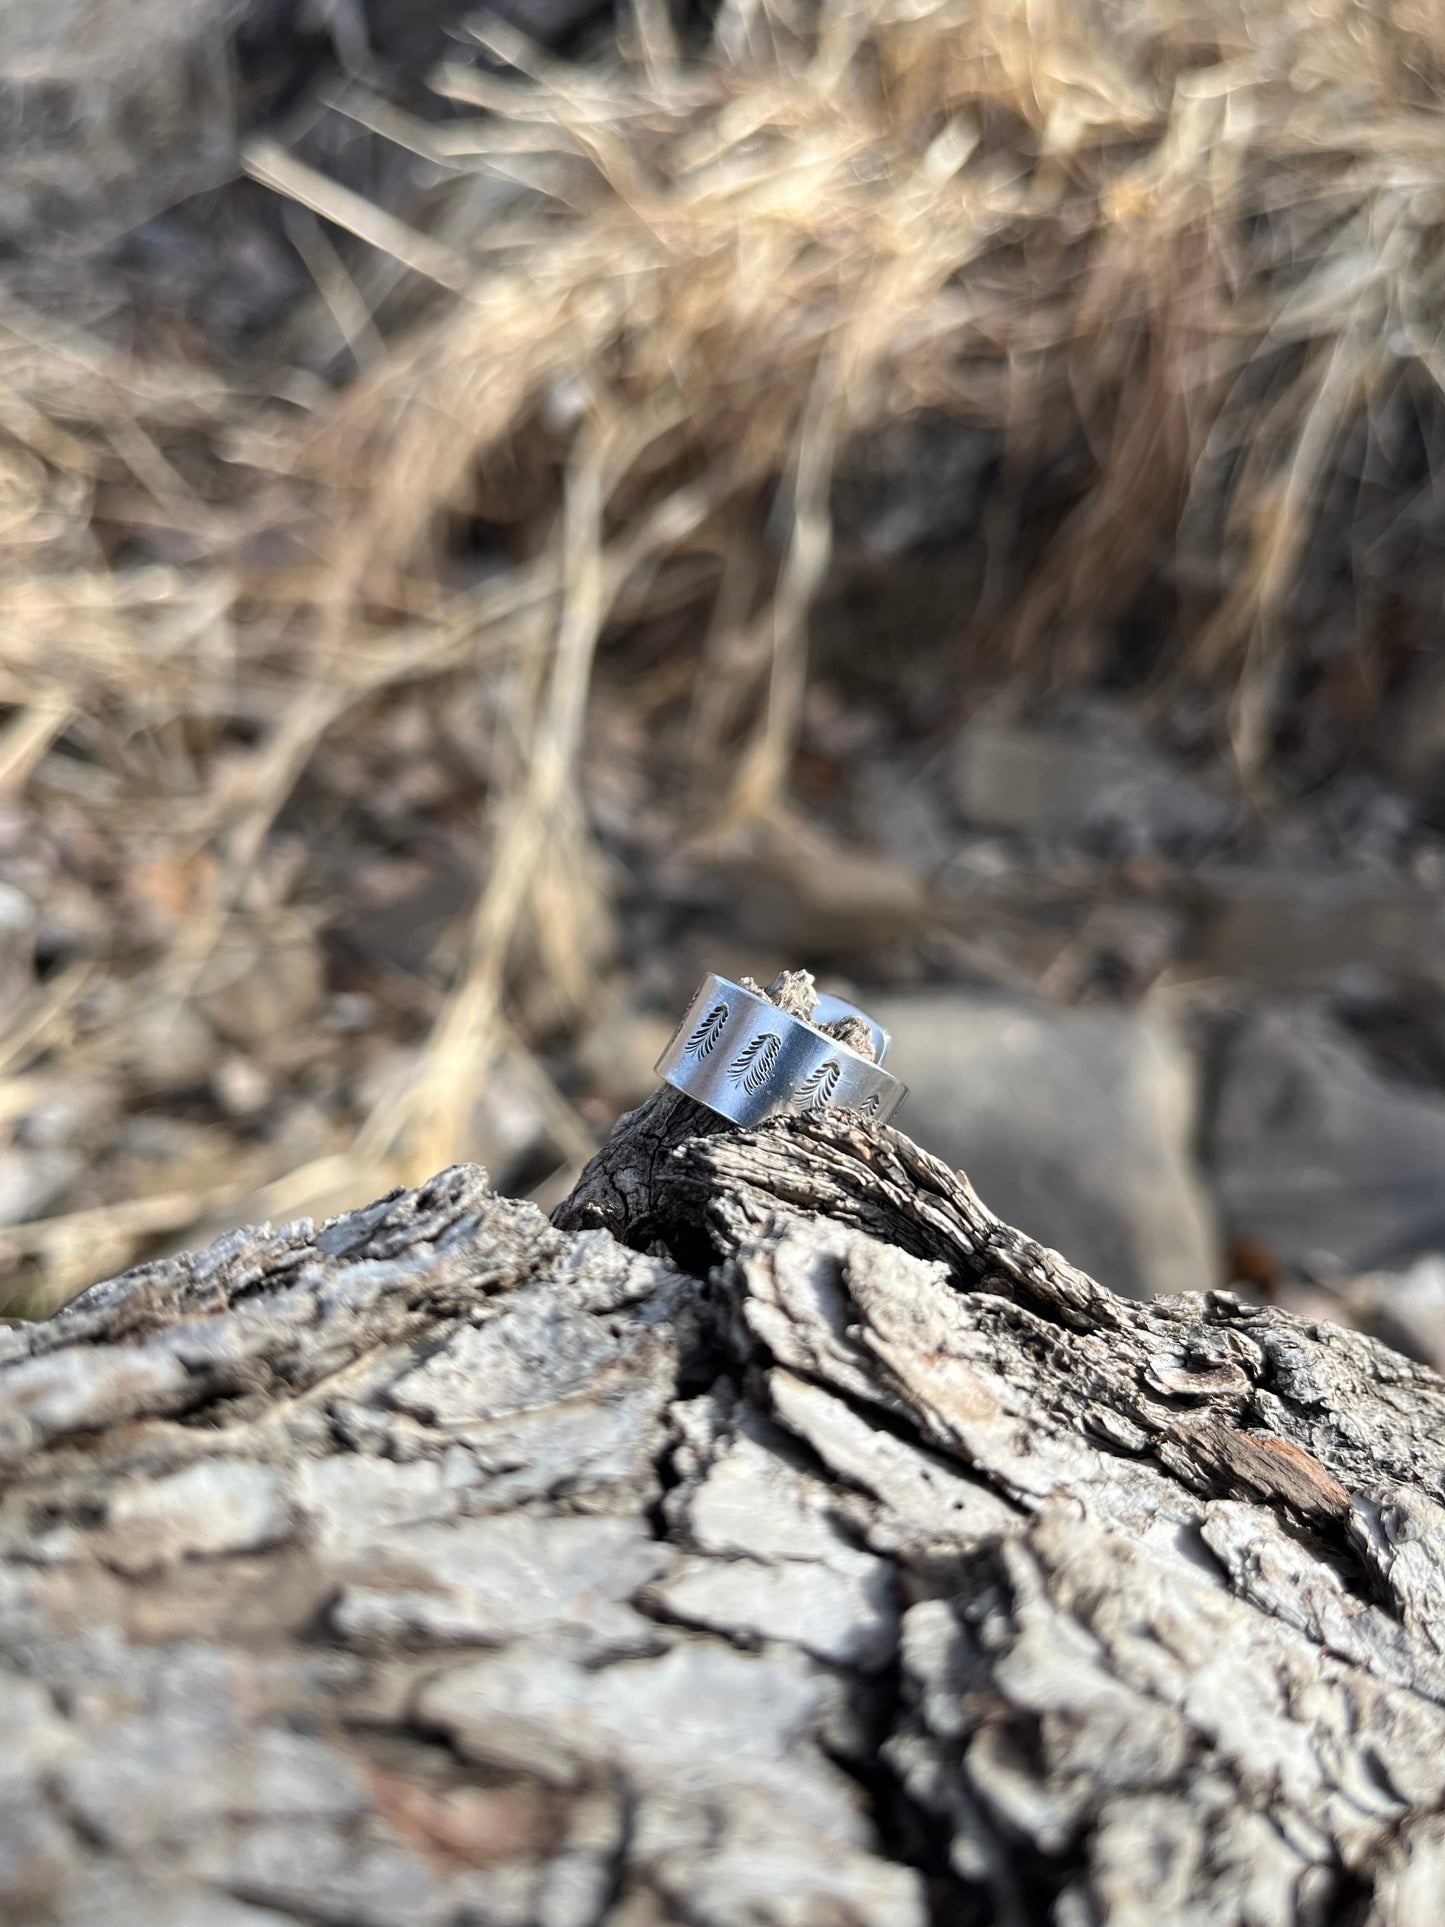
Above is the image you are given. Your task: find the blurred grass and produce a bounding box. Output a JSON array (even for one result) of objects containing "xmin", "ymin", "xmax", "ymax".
[{"xmin": 4, "ymin": 0, "xmax": 1445, "ymax": 1307}]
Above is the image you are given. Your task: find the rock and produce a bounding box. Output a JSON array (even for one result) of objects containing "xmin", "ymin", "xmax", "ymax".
[
  {"xmin": 194, "ymin": 912, "xmax": 324, "ymax": 1053},
  {"xmin": 698, "ymin": 815, "xmax": 928, "ymax": 957},
  {"xmin": 0, "ymin": 0, "xmax": 240, "ymax": 242},
  {"xmin": 954, "ymin": 719, "xmax": 1233, "ymax": 856},
  {"xmin": 0, "ymin": 875, "xmax": 38, "ymax": 1030},
  {"xmin": 1384, "ymin": 653, "xmax": 1445, "ymax": 807},
  {"xmin": 1189, "ymin": 871, "xmax": 1445, "ymax": 992},
  {"xmin": 332, "ymin": 855, "xmax": 474, "ymax": 980},
  {"xmin": 575, "ymin": 1002, "xmax": 676, "ymax": 1112},
  {"xmin": 956, "ymin": 722, "xmax": 1144, "ymax": 834},
  {"xmin": 0, "ymin": 0, "xmax": 612, "ymax": 263},
  {"xmin": 123, "ymin": 1000, "xmax": 218, "ymax": 1090},
  {"xmin": 211, "ymin": 1055, "xmax": 272, "ymax": 1119},
  {"xmin": 0, "ymin": 1148, "xmax": 82, "ymax": 1227},
  {"xmin": 831, "ymin": 413, "xmax": 997, "ymax": 559},
  {"xmin": 1209, "ymin": 1007, "xmax": 1445, "ymax": 1282},
  {"xmin": 869, "ymin": 991, "xmax": 1220, "ymax": 1299},
  {"xmin": 1330, "ymin": 1256, "xmax": 1445, "ymax": 1376},
  {"xmin": 15, "ymin": 1078, "xmax": 119, "ymax": 1154}
]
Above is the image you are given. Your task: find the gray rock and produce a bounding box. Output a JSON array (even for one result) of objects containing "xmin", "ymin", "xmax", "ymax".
[
  {"xmin": 954, "ymin": 720, "xmax": 1233, "ymax": 856},
  {"xmin": 0, "ymin": 1148, "xmax": 82, "ymax": 1228},
  {"xmin": 956, "ymin": 722, "xmax": 1148, "ymax": 834},
  {"xmin": 1190, "ymin": 871, "xmax": 1445, "ymax": 992},
  {"xmin": 1325, "ymin": 1255, "xmax": 1445, "ymax": 1377},
  {"xmin": 0, "ymin": 0, "xmax": 609, "ymax": 259},
  {"xmin": 831, "ymin": 414, "xmax": 997, "ymax": 559},
  {"xmin": 1209, "ymin": 1007, "xmax": 1445, "ymax": 1280},
  {"xmin": 873, "ymin": 991, "xmax": 1220, "ymax": 1299},
  {"xmin": 0, "ymin": 0, "xmax": 239, "ymax": 242}
]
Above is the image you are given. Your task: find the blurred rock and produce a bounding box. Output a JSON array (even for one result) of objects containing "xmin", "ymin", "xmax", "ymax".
[
  {"xmin": 1209, "ymin": 1007, "xmax": 1445, "ymax": 1282},
  {"xmin": 0, "ymin": 1148, "xmax": 82, "ymax": 1227},
  {"xmin": 332, "ymin": 856, "xmax": 474, "ymax": 979},
  {"xmin": 354, "ymin": 1046, "xmax": 550, "ymax": 1192},
  {"xmin": 266, "ymin": 1098, "xmax": 342, "ymax": 1173},
  {"xmin": 1190, "ymin": 872, "xmax": 1445, "ymax": 992},
  {"xmin": 1333, "ymin": 974, "xmax": 1445, "ymax": 1092},
  {"xmin": 125, "ymin": 1000, "xmax": 218, "ymax": 1090},
  {"xmin": 954, "ymin": 720, "xmax": 1233, "ymax": 857},
  {"xmin": 0, "ymin": 0, "xmax": 607, "ymax": 257},
  {"xmin": 195, "ymin": 913, "xmax": 324, "ymax": 1053},
  {"xmin": 211, "ymin": 1054, "xmax": 273, "ymax": 1120},
  {"xmin": 117, "ymin": 1115, "xmax": 238, "ymax": 1189},
  {"xmin": 1330, "ymin": 1255, "xmax": 1445, "ymax": 1374},
  {"xmin": 832, "ymin": 415, "xmax": 997, "ymax": 559},
  {"xmin": 870, "ymin": 991, "xmax": 1220, "ymax": 1300},
  {"xmin": 0, "ymin": 0, "xmax": 238, "ymax": 242},
  {"xmin": 1384, "ymin": 655, "xmax": 1445, "ymax": 808},
  {"xmin": 16, "ymin": 1078, "xmax": 118, "ymax": 1153},
  {"xmin": 1311, "ymin": 773, "xmax": 1417, "ymax": 866},
  {"xmin": 576, "ymin": 1004, "xmax": 675, "ymax": 1112},
  {"xmin": 1078, "ymin": 771, "xmax": 1238, "ymax": 863},
  {"xmin": 33, "ymin": 873, "xmax": 110, "ymax": 973},
  {"xmin": 957, "ymin": 723, "xmax": 1143, "ymax": 834},
  {"xmin": 702, "ymin": 817, "xmax": 927, "ymax": 959}
]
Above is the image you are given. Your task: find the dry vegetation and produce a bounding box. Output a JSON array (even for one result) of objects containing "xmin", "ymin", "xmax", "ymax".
[{"xmin": 2, "ymin": 0, "xmax": 1443, "ymax": 1309}]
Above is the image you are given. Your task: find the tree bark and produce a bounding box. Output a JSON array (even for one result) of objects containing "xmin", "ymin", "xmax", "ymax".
[{"xmin": 5, "ymin": 1037, "xmax": 1445, "ymax": 1923}]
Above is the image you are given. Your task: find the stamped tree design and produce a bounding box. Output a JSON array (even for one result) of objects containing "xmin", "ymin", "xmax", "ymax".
[
  {"xmin": 681, "ymin": 1002, "xmax": 730, "ymax": 1060},
  {"xmin": 728, "ymin": 1031, "xmax": 782, "ymax": 1094},
  {"xmin": 794, "ymin": 1058, "xmax": 842, "ymax": 1112}
]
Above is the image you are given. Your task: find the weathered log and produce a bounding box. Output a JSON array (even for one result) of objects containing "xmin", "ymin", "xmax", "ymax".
[{"xmin": 5, "ymin": 1007, "xmax": 1445, "ymax": 1923}]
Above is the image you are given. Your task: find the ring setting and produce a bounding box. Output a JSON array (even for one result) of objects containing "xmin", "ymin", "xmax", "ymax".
[{"xmin": 655, "ymin": 972, "xmax": 906, "ymax": 1128}]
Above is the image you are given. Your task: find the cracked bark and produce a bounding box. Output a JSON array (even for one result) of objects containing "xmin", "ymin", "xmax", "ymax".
[{"xmin": 5, "ymin": 982, "xmax": 1445, "ymax": 1923}]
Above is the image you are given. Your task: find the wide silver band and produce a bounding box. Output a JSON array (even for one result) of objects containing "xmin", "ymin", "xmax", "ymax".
[{"xmin": 656, "ymin": 973, "xmax": 906, "ymax": 1128}]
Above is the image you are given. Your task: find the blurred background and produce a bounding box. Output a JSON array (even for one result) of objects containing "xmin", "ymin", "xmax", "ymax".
[{"xmin": 3, "ymin": 0, "xmax": 1445, "ymax": 1364}]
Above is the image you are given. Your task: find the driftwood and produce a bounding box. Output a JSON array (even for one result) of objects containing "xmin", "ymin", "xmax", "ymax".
[{"xmin": 5, "ymin": 980, "xmax": 1445, "ymax": 1924}]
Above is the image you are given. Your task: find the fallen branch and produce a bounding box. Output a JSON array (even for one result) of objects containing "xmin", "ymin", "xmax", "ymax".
[{"xmin": 4, "ymin": 996, "xmax": 1444, "ymax": 1923}]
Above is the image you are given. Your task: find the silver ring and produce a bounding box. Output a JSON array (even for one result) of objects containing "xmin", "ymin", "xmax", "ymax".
[{"xmin": 655, "ymin": 973, "xmax": 906, "ymax": 1127}]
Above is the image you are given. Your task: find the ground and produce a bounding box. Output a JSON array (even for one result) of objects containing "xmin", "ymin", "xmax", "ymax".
[{"xmin": 3, "ymin": 0, "xmax": 1445, "ymax": 1348}]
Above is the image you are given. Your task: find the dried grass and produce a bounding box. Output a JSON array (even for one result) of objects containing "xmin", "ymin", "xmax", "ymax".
[{"xmin": 4, "ymin": 0, "xmax": 1444, "ymax": 1307}]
